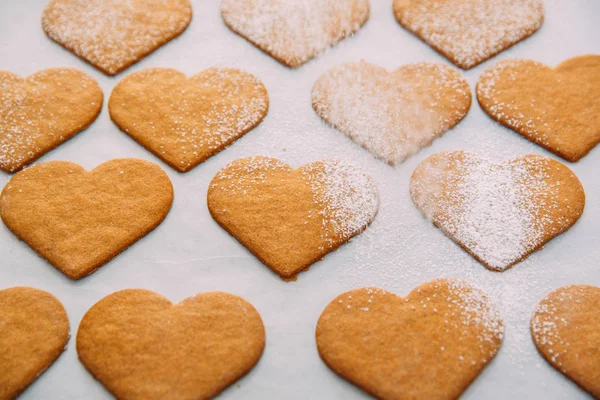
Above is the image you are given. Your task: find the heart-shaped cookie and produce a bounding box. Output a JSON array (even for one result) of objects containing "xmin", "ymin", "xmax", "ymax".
[
  {"xmin": 312, "ymin": 62, "xmax": 471, "ymax": 165},
  {"xmin": 0, "ymin": 287, "xmax": 69, "ymax": 400},
  {"xmin": 410, "ymin": 151, "xmax": 585, "ymax": 271},
  {"xmin": 316, "ymin": 279, "xmax": 504, "ymax": 400},
  {"xmin": 0, "ymin": 159, "xmax": 173, "ymax": 279},
  {"xmin": 42, "ymin": 0, "xmax": 193, "ymax": 75},
  {"xmin": 477, "ymin": 55, "xmax": 600, "ymax": 162},
  {"xmin": 393, "ymin": 0, "xmax": 544, "ymax": 69},
  {"xmin": 77, "ymin": 290, "xmax": 265, "ymax": 400},
  {"xmin": 221, "ymin": 0, "xmax": 369, "ymax": 68},
  {"xmin": 207, "ymin": 157, "xmax": 379, "ymax": 280},
  {"xmin": 109, "ymin": 68, "xmax": 269, "ymax": 172},
  {"xmin": 0, "ymin": 68, "xmax": 102, "ymax": 173},
  {"xmin": 531, "ymin": 285, "xmax": 600, "ymax": 399}
]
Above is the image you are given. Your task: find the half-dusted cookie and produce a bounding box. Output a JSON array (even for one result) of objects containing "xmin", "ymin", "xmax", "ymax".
[
  {"xmin": 42, "ymin": 0, "xmax": 193, "ymax": 75},
  {"xmin": 0, "ymin": 287, "xmax": 69, "ymax": 400},
  {"xmin": 207, "ymin": 157, "xmax": 379, "ymax": 280},
  {"xmin": 221, "ymin": 0, "xmax": 369, "ymax": 68},
  {"xmin": 77, "ymin": 290, "xmax": 265, "ymax": 400},
  {"xmin": 312, "ymin": 61, "xmax": 471, "ymax": 165},
  {"xmin": 109, "ymin": 68, "xmax": 269, "ymax": 172},
  {"xmin": 532, "ymin": 285, "xmax": 600, "ymax": 399},
  {"xmin": 477, "ymin": 55, "xmax": 600, "ymax": 162},
  {"xmin": 0, "ymin": 68, "xmax": 102, "ymax": 173},
  {"xmin": 393, "ymin": 0, "xmax": 544, "ymax": 69},
  {"xmin": 0, "ymin": 159, "xmax": 173, "ymax": 279},
  {"xmin": 316, "ymin": 279, "xmax": 504, "ymax": 399},
  {"xmin": 410, "ymin": 151, "xmax": 585, "ymax": 271}
]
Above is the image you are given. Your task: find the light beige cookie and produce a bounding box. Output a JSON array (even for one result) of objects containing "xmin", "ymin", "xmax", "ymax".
[
  {"xmin": 312, "ymin": 61, "xmax": 471, "ymax": 165},
  {"xmin": 221, "ymin": 0, "xmax": 369, "ymax": 68},
  {"xmin": 477, "ymin": 55, "xmax": 600, "ymax": 162},
  {"xmin": 207, "ymin": 157, "xmax": 378, "ymax": 280},
  {"xmin": 109, "ymin": 68, "xmax": 269, "ymax": 172},
  {"xmin": 77, "ymin": 290, "xmax": 265, "ymax": 400},
  {"xmin": 0, "ymin": 287, "xmax": 69, "ymax": 400},
  {"xmin": 0, "ymin": 68, "xmax": 102, "ymax": 173},
  {"xmin": 42, "ymin": 0, "xmax": 193, "ymax": 75},
  {"xmin": 532, "ymin": 285, "xmax": 600, "ymax": 399},
  {"xmin": 393, "ymin": 0, "xmax": 544, "ymax": 69},
  {"xmin": 0, "ymin": 159, "xmax": 173, "ymax": 279},
  {"xmin": 316, "ymin": 279, "xmax": 504, "ymax": 400},
  {"xmin": 410, "ymin": 151, "xmax": 585, "ymax": 271}
]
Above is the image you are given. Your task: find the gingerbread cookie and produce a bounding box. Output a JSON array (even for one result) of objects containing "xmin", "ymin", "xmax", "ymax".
[
  {"xmin": 312, "ymin": 61, "xmax": 471, "ymax": 165},
  {"xmin": 77, "ymin": 290, "xmax": 265, "ymax": 400},
  {"xmin": 0, "ymin": 68, "xmax": 102, "ymax": 173},
  {"xmin": 109, "ymin": 68, "xmax": 269, "ymax": 172},
  {"xmin": 42, "ymin": 0, "xmax": 193, "ymax": 75},
  {"xmin": 316, "ymin": 279, "xmax": 504, "ymax": 399},
  {"xmin": 393, "ymin": 0, "xmax": 544, "ymax": 69},
  {"xmin": 207, "ymin": 157, "xmax": 378, "ymax": 280},
  {"xmin": 0, "ymin": 287, "xmax": 69, "ymax": 400},
  {"xmin": 410, "ymin": 151, "xmax": 585, "ymax": 271},
  {"xmin": 0, "ymin": 159, "xmax": 173, "ymax": 279},
  {"xmin": 221, "ymin": 0, "xmax": 369, "ymax": 68},
  {"xmin": 532, "ymin": 285, "xmax": 600, "ymax": 399},
  {"xmin": 477, "ymin": 55, "xmax": 600, "ymax": 162}
]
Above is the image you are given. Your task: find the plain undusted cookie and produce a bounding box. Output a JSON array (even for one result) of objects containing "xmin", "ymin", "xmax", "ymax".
[
  {"xmin": 312, "ymin": 61, "xmax": 471, "ymax": 165},
  {"xmin": 221, "ymin": 0, "xmax": 369, "ymax": 68},
  {"xmin": 532, "ymin": 285, "xmax": 600, "ymax": 399},
  {"xmin": 477, "ymin": 55, "xmax": 600, "ymax": 162},
  {"xmin": 77, "ymin": 290, "xmax": 265, "ymax": 400},
  {"xmin": 0, "ymin": 159, "xmax": 173, "ymax": 279},
  {"xmin": 207, "ymin": 157, "xmax": 378, "ymax": 280},
  {"xmin": 0, "ymin": 287, "xmax": 69, "ymax": 400},
  {"xmin": 393, "ymin": 0, "xmax": 544, "ymax": 69},
  {"xmin": 0, "ymin": 68, "xmax": 102, "ymax": 173},
  {"xmin": 42, "ymin": 0, "xmax": 193, "ymax": 75},
  {"xmin": 410, "ymin": 151, "xmax": 585, "ymax": 271},
  {"xmin": 109, "ymin": 68, "xmax": 269, "ymax": 172},
  {"xmin": 316, "ymin": 279, "xmax": 504, "ymax": 400}
]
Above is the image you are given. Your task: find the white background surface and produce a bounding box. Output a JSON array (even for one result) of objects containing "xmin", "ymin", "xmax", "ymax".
[{"xmin": 1, "ymin": 0, "xmax": 599, "ymax": 399}]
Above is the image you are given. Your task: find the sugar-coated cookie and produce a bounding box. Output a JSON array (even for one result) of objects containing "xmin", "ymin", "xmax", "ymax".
[
  {"xmin": 0, "ymin": 287, "xmax": 69, "ymax": 400},
  {"xmin": 312, "ymin": 61, "xmax": 471, "ymax": 165},
  {"xmin": 316, "ymin": 279, "xmax": 504, "ymax": 400},
  {"xmin": 0, "ymin": 68, "xmax": 102, "ymax": 173},
  {"xmin": 410, "ymin": 151, "xmax": 585, "ymax": 271},
  {"xmin": 532, "ymin": 285, "xmax": 600, "ymax": 399},
  {"xmin": 42, "ymin": 0, "xmax": 193, "ymax": 75},
  {"xmin": 77, "ymin": 290, "xmax": 265, "ymax": 400},
  {"xmin": 0, "ymin": 159, "xmax": 173, "ymax": 279},
  {"xmin": 221, "ymin": 0, "xmax": 369, "ymax": 68},
  {"xmin": 477, "ymin": 55, "xmax": 600, "ymax": 162},
  {"xmin": 207, "ymin": 157, "xmax": 378, "ymax": 280},
  {"xmin": 393, "ymin": 0, "xmax": 544, "ymax": 69},
  {"xmin": 109, "ymin": 68, "xmax": 268, "ymax": 172}
]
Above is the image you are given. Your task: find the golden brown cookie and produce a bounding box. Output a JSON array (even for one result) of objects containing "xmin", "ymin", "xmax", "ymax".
[
  {"xmin": 221, "ymin": 0, "xmax": 369, "ymax": 68},
  {"xmin": 207, "ymin": 157, "xmax": 379, "ymax": 280},
  {"xmin": 316, "ymin": 279, "xmax": 504, "ymax": 400},
  {"xmin": 42, "ymin": 0, "xmax": 193, "ymax": 75},
  {"xmin": 0, "ymin": 68, "xmax": 102, "ymax": 173},
  {"xmin": 312, "ymin": 61, "xmax": 471, "ymax": 165},
  {"xmin": 477, "ymin": 55, "xmax": 600, "ymax": 162},
  {"xmin": 393, "ymin": 0, "xmax": 544, "ymax": 69},
  {"xmin": 531, "ymin": 285, "xmax": 600, "ymax": 399},
  {"xmin": 410, "ymin": 151, "xmax": 585, "ymax": 271},
  {"xmin": 0, "ymin": 287, "xmax": 69, "ymax": 400},
  {"xmin": 0, "ymin": 159, "xmax": 173, "ymax": 280},
  {"xmin": 77, "ymin": 289, "xmax": 265, "ymax": 400},
  {"xmin": 109, "ymin": 68, "xmax": 269, "ymax": 172}
]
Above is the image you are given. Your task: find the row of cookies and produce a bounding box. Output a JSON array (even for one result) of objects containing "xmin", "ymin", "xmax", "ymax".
[{"xmin": 3, "ymin": 281, "xmax": 598, "ymax": 399}]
